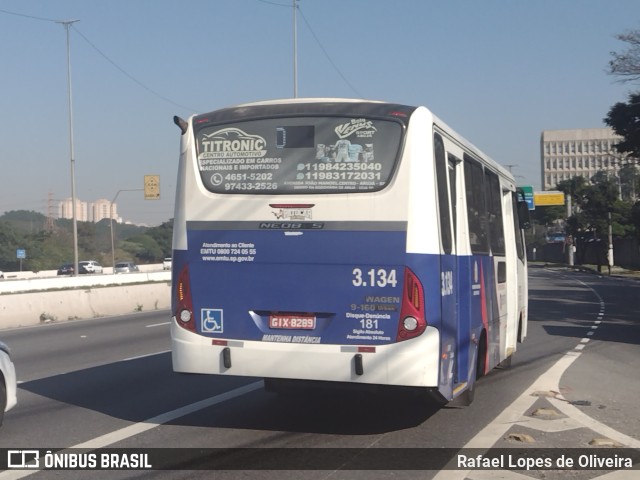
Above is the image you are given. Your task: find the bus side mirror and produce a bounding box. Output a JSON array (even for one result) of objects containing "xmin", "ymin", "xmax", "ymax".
[
  {"xmin": 517, "ymin": 201, "xmax": 531, "ymax": 230},
  {"xmin": 174, "ymin": 115, "xmax": 188, "ymax": 135}
]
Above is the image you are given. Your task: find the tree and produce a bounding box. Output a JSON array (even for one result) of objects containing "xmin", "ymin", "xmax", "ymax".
[
  {"xmin": 121, "ymin": 234, "xmax": 163, "ymax": 263},
  {"xmin": 604, "ymin": 92, "xmax": 640, "ymax": 158},
  {"xmin": 583, "ymin": 172, "xmax": 621, "ymax": 236},
  {"xmin": 605, "ymin": 28, "xmax": 640, "ymax": 161},
  {"xmin": 618, "ymin": 163, "xmax": 639, "ymax": 201},
  {"xmin": 0, "ymin": 210, "xmax": 168, "ymax": 271},
  {"xmin": 607, "ymin": 29, "xmax": 640, "ymax": 83},
  {"xmin": 555, "ymin": 173, "xmax": 632, "ymax": 243},
  {"xmin": 146, "ymin": 220, "xmax": 173, "ymax": 257}
]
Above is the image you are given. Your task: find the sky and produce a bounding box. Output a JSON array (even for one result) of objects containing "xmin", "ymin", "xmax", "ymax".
[{"xmin": 0, "ymin": 0, "xmax": 639, "ymax": 226}]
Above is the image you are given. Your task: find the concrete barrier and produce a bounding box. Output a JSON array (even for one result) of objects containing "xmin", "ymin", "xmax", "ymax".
[{"xmin": 0, "ymin": 270, "xmax": 172, "ymax": 329}]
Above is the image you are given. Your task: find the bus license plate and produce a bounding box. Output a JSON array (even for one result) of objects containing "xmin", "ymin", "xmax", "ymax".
[{"xmin": 269, "ymin": 314, "xmax": 316, "ymax": 330}]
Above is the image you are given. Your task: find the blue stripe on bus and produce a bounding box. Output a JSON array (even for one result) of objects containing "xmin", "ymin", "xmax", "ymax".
[{"xmin": 175, "ymin": 228, "xmax": 500, "ymax": 373}]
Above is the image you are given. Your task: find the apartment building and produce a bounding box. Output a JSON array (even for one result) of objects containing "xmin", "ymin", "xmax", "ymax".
[
  {"xmin": 58, "ymin": 198, "xmax": 119, "ymax": 223},
  {"xmin": 540, "ymin": 128, "xmax": 623, "ymax": 191}
]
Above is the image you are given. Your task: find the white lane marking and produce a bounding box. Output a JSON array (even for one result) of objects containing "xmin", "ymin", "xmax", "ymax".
[
  {"xmin": 432, "ymin": 352, "xmax": 583, "ymax": 480},
  {"xmin": 434, "ymin": 272, "xmax": 637, "ymax": 480},
  {"xmin": 146, "ymin": 322, "xmax": 170, "ymax": 328},
  {"xmin": 476, "ymin": 351, "xmax": 582, "ymax": 448},
  {"xmin": 0, "ymin": 381, "xmax": 263, "ymax": 479},
  {"xmin": 75, "ymin": 381, "xmax": 263, "ymax": 448},
  {"xmin": 548, "ymin": 396, "xmax": 640, "ymax": 448}
]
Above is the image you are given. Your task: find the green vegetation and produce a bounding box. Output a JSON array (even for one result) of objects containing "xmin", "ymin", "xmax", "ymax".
[
  {"xmin": 526, "ymin": 171, "xmax": 640, "ymax": 250},
  {"xmin": 0, "ymin": 210, "xmax": 172, "ymax": 272}
]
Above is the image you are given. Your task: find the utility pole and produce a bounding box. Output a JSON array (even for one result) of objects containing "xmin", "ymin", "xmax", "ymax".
[
  {"xmin": 566, "ymin": 194, "xmax": 574, "ymax": 266},
  {"xmin": 608, "ymin": 211, "xmax": 614, "ymax": 274},
  {"xmin": 293, "ymin": 0, "xmax": 298, "ymax": 98},
  {"xmin": 58, "ymin": 19, "xmax": 80, "ymax": 276}
]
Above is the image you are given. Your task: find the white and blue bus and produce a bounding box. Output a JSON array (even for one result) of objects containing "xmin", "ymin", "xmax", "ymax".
[{"xmin": 171, "ymin": 98, "xmax": 529, "ymax": 405}]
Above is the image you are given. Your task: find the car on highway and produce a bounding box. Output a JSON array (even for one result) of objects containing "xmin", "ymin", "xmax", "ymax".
[
  {"xmin": 113, "ymin": 261, "xmax": 140, "ymax": 274},
  {"xmin": 163, "ymin": 257, "xmax": 172, "ymax": 270},
  {"xmin": 0, "ymin": 271, "xmax": 4, "ymax": 280},
  {"xmin": 57, "ymin": 263, "xmax": 75, "ymax": 275},
  {"xmin": 0, "ymin": 340, "xmax": 17, "ymax": 426},
  {"xmin": 79, "ymin": 260, "xmax": 103, "ymax": 274}
]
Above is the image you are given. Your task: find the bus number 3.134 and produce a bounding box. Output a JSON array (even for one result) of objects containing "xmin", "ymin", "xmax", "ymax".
[{"xmin": 352, "ymin": 268, "xmax": 398, "ymax": 288}]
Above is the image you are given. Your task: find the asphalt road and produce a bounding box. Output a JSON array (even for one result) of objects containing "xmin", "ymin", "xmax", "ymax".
[{"xmin": 0, "ymin": 266, "xmax": 638, "ymax": 479}]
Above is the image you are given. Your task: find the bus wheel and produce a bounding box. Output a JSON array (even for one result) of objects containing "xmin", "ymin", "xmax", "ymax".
[
  {"xmin": 476, "ymin": 331, "xmax": 487, "ymax": 378},
  {"xmin": 517, "ymin": 317, "xmax": 524, "ymax": 343},
  {"xmin": 455, "ymin": 380, "xmax": 475, "ymax": 406},
  {"xmin": 451, "ymin": 332, "xmax": 486, "ymax": 407}
]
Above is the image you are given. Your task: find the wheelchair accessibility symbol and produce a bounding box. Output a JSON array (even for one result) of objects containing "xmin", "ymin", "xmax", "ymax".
[{"xmin": 201, "ymin": 309, "xmax": 223, "ymax": 333}]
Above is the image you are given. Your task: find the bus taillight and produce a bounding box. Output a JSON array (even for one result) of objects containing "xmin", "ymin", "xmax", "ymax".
[
  {"xmin": 175, "ymin": 264, "xmax": 195, "ymax": 332},
  {"xmin": 397, "ymin": 268, "xmax": 427, "ymax": 341}
]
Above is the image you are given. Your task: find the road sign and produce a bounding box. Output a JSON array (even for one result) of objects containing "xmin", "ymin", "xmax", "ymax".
[
  {"xmin": 16, "ymin": 249, "xmax": 26, "ymax": 259},
  {"xmin": 534, "ymin": 191, "xmax": 565, "ymax": 206},
  {"xmin": 519, "ymin": 185, "xmax": 535, "ymax": 210},
  {"xmin": 144, "ymin": 175, "xmax": 160, "ymax": 200}
]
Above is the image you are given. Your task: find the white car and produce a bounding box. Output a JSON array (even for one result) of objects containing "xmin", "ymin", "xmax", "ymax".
[
  {"xmin": 0, "ymin": 340, "xmax": 17, "ymax": 425},
  {"xmin": 163, "ymin": 258, "xmax": 172, "ymax": 270},
  {"xmin": 79, "ymin": 260, "xmax": 103, "ymax": 274}
]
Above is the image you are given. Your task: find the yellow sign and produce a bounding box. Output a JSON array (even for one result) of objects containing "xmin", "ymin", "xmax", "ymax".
[
  {"xmin": 144, "ymin": 175, "xmax": 160, "ymax": 200},
  {"xmin": 534, "ymin": 191, "xmax": 565, "ymax": 206}
]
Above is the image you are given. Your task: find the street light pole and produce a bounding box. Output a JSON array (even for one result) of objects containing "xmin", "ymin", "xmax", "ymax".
[
  {"xmin": 58, "ymin": 19, "xmax": 80, "ymax": 276},
  {"xmin": 293, "ymin": 0, "xmax": 298, "ymax": 98}
]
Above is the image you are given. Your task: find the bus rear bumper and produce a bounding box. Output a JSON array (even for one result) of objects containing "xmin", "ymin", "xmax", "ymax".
[{"xmin": 171, "ymin": 322, "xmax": 440, "ymax": 388}]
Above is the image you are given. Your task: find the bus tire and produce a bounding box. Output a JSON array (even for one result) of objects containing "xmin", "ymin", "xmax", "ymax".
[
  {"xmin": 517, "ymin": 317, "xmax": 524, "ymax": 343},
  {"xmin": 450, "ymin": 332, "xmax": 486, "ymax": 407},
  {"xmin": 476, "ymin": 330, "xmax": 487, "ymax": 378}
]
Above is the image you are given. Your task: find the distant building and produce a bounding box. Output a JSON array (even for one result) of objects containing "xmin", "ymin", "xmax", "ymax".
[
  {"xmin": 92, "ymin": 198, "xmax": 119, "ymax": 223},
  {"xmin": 58, "ymin": 198, "xmax": 119, "ymax": 223},
  {"xmin": 540, "ymin": 128, "xmax": 623, "ymax": 191},
  {"xmin": 58, "ymin": 198, "xmax": 89, "ymax": 222}
]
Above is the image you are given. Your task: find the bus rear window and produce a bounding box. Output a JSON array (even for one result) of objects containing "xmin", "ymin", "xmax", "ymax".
[{"xmin": 194, "ymin": 116, "xmax": 403, "ymax": 194}]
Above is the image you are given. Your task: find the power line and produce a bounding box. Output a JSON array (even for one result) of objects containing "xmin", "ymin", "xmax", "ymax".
[
  {"xmin": 254, "ymin": 0, "xmax": 363, "ymax": 98},
  {"xmin": 71, "ymin": 26, "xmax": 197, "ymax": 113},
  {"xmin": 254, "ymin": 0, "xmax": 289, "ymax": 7},
  {"xmin": 0, "ymin": 7, "xmax": 59, "ymax": 23},
  {"xmin": 0, "ymin": 7, "xmax": 196, "ymax": 114},
  {"xmin": 296, "ymin": 7, "xmax": 363, "ymax": 98}
]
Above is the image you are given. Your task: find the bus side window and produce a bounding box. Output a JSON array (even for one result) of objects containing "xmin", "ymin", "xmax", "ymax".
[
  {"xmin": 434, "ymin": 133, "xmax": 452, "ymax": 254},
  {"xmin": 448, "ymin": 153, "xmax": 459, "ymax": 247},
  {"xmin": 512, "ymin": 192, "xmax": 526, "ymax": 260},
  {"xmin": 463, "ymin": 155, "xmax": 489, "ymax": 254},
  {"xmin": 485, "ymin": 170, "xmax": 505, "ymax": 256}
]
